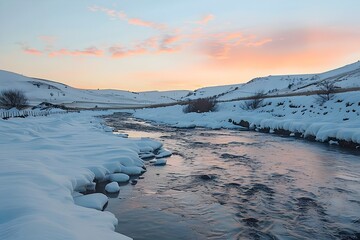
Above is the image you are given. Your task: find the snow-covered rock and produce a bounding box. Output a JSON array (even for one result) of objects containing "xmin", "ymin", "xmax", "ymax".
[
  {"xmin": 88, "ymin": 166, "xmax": 109, "ymax": 181},
  {"xmin": 85, "ymin": 182, "xmax": 96, "ymax": 191},
  {"xmin": 102, "ymin": 162, "xmax": 122, "ymax": 174},
  {"xmin": 105, "ymin": 182, "xmax": 121, "ymax": 193},
  {"xmin": 139, "ymin": 146, "xmax": 154, "ymax": 153},
  {"xmin": 114, "ymin": 132, "xmax": 129, "ymax": 138},
  {"xmin": 109, "ymin": 173, "xmax": 130, "ymax": 183},
  {"xmin": 155, "ymin": 149, "xmax": 172, "ymax": 158},
  {"xmin": 74, "ymin": 193, "xmax": 108, "ymax": 211},
  {"xmin": 139, "ymin": 152, "xmax": 155, "ymax": 159},
  {"xmin": 121, "ymin": 166, "xmax": 145, "ymax": 175},
  {"xmin": 154, "ymin": 159, "xmax": 167, "ymax": 166}
]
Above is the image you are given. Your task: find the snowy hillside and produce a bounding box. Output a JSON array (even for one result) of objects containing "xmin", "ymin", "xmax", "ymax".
[
  {"xmin": 182, "ymin": 61, "xmax": 360, "ymax": 101},
  {"xmin": 1, "ymin": 61, "xmax": 360, "ymax": 109},
  {"xmin": 0, "ymin": 70, "xmax": 191, "ymax": 109}
]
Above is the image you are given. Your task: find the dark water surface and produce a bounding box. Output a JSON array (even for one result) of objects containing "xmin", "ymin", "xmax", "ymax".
[{"xmin": 104, "ymin": 113, "xmax": 360, "ymax": 240}]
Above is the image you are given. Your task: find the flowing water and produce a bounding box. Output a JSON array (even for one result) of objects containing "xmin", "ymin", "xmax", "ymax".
[{"xmin": 103, "ymin": 112, "xmax": 360, "ymax": 240}]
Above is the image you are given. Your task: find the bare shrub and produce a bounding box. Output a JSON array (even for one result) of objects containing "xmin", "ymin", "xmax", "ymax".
[
  {"xmin": 315, "ymin": 80, "xmax": 337, "ymax": 104},
  {"xmin": 241, "ymin": 91, "xmax": 265, "ymax": 110},
  {"xmin": 0, "ymin": 89, "xmax": 28, "ymax": 110},
  {"xmin": 183, "ymin": 98, "xmax": 217, "ymax": 113}
]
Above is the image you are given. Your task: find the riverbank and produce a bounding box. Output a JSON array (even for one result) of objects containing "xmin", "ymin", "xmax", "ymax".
[
  {"xmin": 133, "ymin": 91, "xmax": 360, "ymax": 149},
  {"xmin": 0, "ymin": 111, "xmax": 162, "ymax": 240}
]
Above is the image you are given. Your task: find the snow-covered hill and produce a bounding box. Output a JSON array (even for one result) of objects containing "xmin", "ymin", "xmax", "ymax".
[
  {"xmin": 1, "ymin": 61, "xmax": 360, "ymax": 109},
  {"xmin": 0, "ymin": 70, "xmax": 191, "ymax": 108},
  {"xmin": 182, "ymin": 61, "xmax": 360, "ymax": 101}
]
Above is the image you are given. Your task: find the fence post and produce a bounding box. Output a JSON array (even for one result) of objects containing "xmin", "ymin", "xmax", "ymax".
[{"xmin": 1, "ymin": 109, "xmax": 74, "ymax": 119}]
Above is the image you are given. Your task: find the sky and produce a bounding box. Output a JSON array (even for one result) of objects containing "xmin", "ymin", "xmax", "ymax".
[{"xmin": 1, "ymin": 0, "xmax": 360, "ymax": 91}]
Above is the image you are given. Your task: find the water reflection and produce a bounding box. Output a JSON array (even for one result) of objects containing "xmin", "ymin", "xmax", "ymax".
[{"xmin": 104, "ymin": 113, "xmax": 360, "ymax": 240}]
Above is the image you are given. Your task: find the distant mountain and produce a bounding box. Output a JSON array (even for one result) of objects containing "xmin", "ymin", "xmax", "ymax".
[{"xmin": 1, "ymin": 61, "xmax": 359, "ymax": 109}]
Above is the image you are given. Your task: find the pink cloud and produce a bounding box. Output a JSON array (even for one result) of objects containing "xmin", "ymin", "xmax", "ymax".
[
  {"xmin": 162, "ymin": 35, "xmax": 180, "ymax": 45},
  {"xmin": 127, "ymin": 17, "xmax": 166, "ymax": 29},
  {"xmin": 89, "ymin": 5, "xmax": 166, "ymax": 30},
  {"xmin": 199, "ymin": 31, "xmax": 272, "ymax": 59},
  {"xmin": 109, "ymin": 46, "xmax": 147, "ymax": 58},
  {"xmin": 108, "ymin": 37, "xmax": 157, "ymax": 58},
  {"xmin": 109, "ymin": 35, "xmax": 183, "ymax": 58},
  {"xmin": 23, "ymin": 47, "xmax": 43, "ymax": 55},
  {"xmin": 159, "ymin": 35, "xmax": 182, "ymax": 52},
  {"xmin": 21, "ymin": 34, "xmax": 183, "ymax": 60},
  {"xmin": 195, "ymin": 14, "xmax": 215, "ymax": 25},
  {"xmin": 246, "ymin": 38, "xmax": 273, "ymax": 47},
  {"xmin": 49, "ymin": 47, "xmax": 103, "ymax": 57},
  {"xmin": 222, "ymin": 32, "xmax": 243, "ymax": 42},
  {"xmin": 200, "ymin": 27, "xmax": 360, "ymax": 72}
]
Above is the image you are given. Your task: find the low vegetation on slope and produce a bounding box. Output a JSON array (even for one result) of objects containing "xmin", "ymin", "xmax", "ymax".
[
  {"xmin": 0, "ymin": 89, "xmax": 28, "ymax": 110},
  {"xmin": 183, "ymin": 98, "xmax": 217, "ymax": 113}
]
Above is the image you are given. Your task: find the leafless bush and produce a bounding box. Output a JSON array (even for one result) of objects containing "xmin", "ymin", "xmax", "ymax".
[
  {"xmin": 316, "ymin": 80, "xmax": 337, "ymax": 104},
  {"xmin": 183, "ymin": 98, "xmax": 217, "ymax": 113},
  {"xmin": 241, "ymin": 91, "xmax": 265, "ymax": 110},
  {"xmin": 0, "ymin": 89, "xmax": 28, "ymax": 110}
]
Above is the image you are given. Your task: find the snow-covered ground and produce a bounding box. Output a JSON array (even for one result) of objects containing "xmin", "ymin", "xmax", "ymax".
[
  {"xmin": 133, "ymin": 91, "xmax": 360, "ymax": 147},
  {"xmin": 0, "ymin": 111, "xmax": 163, "ymax": 240}
]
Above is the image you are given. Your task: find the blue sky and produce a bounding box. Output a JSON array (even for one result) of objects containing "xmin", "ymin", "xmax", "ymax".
[{"xmin": 1, "ymin": 0, "xmax": 360, "ymax": 91}]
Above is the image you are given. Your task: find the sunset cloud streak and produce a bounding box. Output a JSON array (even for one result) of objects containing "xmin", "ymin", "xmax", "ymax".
[
  {"xmin": 109, "ymin": 35, "xmax": 183, "ymax": 58},
  {"xmin": 89, "ymin": 5, "xmax": 166, "ymax": 30},
  {"xmin": 23, "ymin": 47, "xmax": 42, "ymax": 55},
  {"xmin": 195, "ymin": 14, "xmax": 215, "ymax": 25},
  {"xmin": 199, "ymin": 32, "xmax": 273, "ymax": 59},
  {"xmin": 49, "ymin": 47, "xmax": 103, "ymax": 57}
]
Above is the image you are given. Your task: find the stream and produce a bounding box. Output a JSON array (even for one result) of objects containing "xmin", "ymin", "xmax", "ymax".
[{"xmin": 103, "ymin": 112, "xmax": 360, "ymax": 240}]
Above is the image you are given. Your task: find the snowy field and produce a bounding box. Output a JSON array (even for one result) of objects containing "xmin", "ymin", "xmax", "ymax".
[{"xmin": 0, "ymin": 111, "xmax": 164, "ymax": 240}]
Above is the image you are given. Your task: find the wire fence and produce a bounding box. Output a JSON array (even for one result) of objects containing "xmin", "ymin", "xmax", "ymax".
[{"xmin": 0, "ymin": 110, "xmax": 71, "ymax": 119}]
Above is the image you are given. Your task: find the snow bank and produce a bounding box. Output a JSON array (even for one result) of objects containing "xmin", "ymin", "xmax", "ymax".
[
  {"xmin": 0, "ymin": 111, "xmax": 161, "ymax": 240},
  {"xmin": 133, "ymin": 92, "xmax": 360, "ymax": 146}
]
